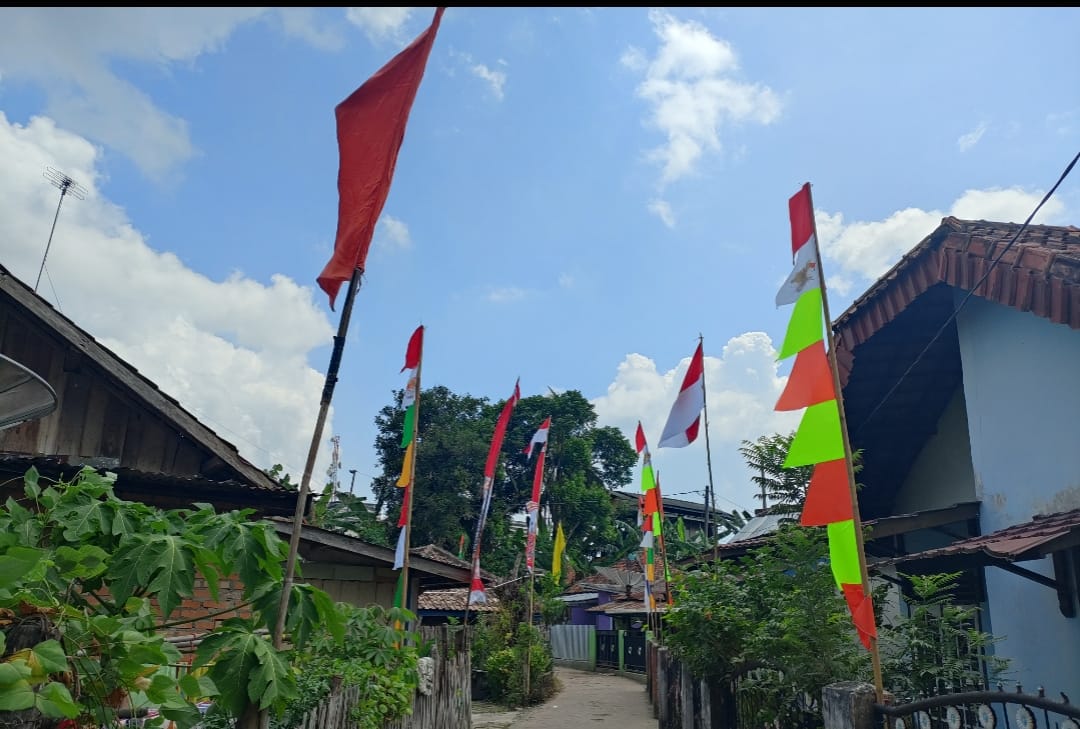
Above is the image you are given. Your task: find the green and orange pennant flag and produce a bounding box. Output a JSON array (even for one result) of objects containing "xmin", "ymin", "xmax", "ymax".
[
  {"xmin": 785, "ymin": 400, "xmax": 844, "ymax": 467},
  {"xmin": 775, "ymin": 340, "xmax": 835, "ymax": 411},
  {"xmin": 800, "ymin": 460, "xmax": 853, "ymax": 526},
  {"xmin": 773, "ymin": 182, "xmax": 877, "ymax": 650}
]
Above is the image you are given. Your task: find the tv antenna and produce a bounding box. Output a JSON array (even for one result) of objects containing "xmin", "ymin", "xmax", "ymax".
[{"xmin": 36, "ymin": 167, "xmax": 87, "ymax": 293}]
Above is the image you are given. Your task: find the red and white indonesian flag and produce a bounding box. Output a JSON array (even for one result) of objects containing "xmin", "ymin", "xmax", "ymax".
[
  {"xmin": 659, "ymin": 342, "xmax": 705, "ymax": 449},
  {"xmin": 776, "ymin": 183, "xmax": 820, "ymax": 306},
  {"xmin": 524, "ymin": 416, "xmax": 551, "ymax": 458}
]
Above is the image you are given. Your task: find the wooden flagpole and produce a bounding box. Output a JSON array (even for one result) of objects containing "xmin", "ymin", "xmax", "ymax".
[
  {"xmin": 273, "ymin": 266, "xmax": 362, "ymax": 650},
  {"xmin": 260, "ymin": 267, "xmax": 362, "ymax": 729},
  {"xmin": 804, "ymin": 183, "xmax": 885, "ymax": 701},
  {"xmin": 399, "ymin": 328, "xmax": 423, "ymax": 623},
  {"xmin": 698, "ymin": 334, "xmax": 719, "ymax": 563}
]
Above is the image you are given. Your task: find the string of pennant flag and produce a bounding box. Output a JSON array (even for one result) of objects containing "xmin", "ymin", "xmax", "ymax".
[{"xmin": 297, "ymin": 1, "xmax": 879, "ymax": 660}]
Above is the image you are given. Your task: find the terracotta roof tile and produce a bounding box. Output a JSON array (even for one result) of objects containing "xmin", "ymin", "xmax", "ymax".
[
  {"xmin": 410, "ymin": 544, "xmax": 496, "ymax": 581},
  {"xmin": 417, "ymin": 588, "xmax": 499, "ymax": 612},
  {"xmin": 834, "ymin": 218, "xmax": 1080, "ymax": 385}
]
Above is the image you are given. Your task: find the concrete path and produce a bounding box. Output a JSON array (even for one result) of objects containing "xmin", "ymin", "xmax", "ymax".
[{"xmin": 503, "ymin": 667, "xmax": 655, "ymax": 728}]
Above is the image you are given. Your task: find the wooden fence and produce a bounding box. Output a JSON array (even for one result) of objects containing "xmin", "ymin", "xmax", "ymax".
[
  {"xmin": 289, "ymin": 625, "xmax": 471, "ymax": 729},
  {"xmin": 385, "ymin": 625, "xmax": 472, "ymax": 729}
]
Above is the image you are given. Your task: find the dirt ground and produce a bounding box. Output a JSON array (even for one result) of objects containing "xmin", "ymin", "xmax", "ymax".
[{"xmin": 472, "ymin": 667, "xmax": 655, "ymax": 728}]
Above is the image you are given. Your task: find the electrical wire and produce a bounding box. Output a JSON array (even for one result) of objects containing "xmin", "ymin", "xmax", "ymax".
[{"xmin": 852, "ymin": 149, "xmax": 1080, "ymax": 437}]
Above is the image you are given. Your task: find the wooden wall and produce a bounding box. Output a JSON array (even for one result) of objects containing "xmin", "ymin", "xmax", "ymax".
[{"xmin": 0, "ymin": 301, "xmax": 214, "ymax": 477}]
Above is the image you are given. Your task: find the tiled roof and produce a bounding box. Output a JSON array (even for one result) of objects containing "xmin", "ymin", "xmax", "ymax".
[
  {"xmin": 886, "ymin": 508, "xmax": 1080, "ymax": 568},
  {"xmin": 834, "ymin": 218, "xmax": 1080, "ymax": 385},
  {"xmin": 418, "ymin": 588, "xmax": 499, "ymax": 612},
  {"xmin": 410, "ymin": 543, "xmax": 497, "ymax": 581},
  {"xmin": 831, "ymin": 219, "xmax": 1080, "ymax": 518}
]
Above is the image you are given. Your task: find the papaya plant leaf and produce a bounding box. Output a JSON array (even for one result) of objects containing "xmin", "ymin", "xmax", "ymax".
[
  {"xmin": 31, "ymin": 639, "xmax": 70, "ymax": 674},
  {"xmin": 0, "ymin": 546, "xmax": 45, "ymax": 584},
  {"xmin": 36, "ymin": 681, "xmax": 79, "ymax": 719},
  {"xmin": 0, "ymin": 678, "xmax": 34, "ymax": 711}
]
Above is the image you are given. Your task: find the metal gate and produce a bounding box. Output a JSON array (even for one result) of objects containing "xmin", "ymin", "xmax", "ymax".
[
  {"xmin": 597, "ymin": 630, "xmax": 618, "ymax": 668},
  {"xmin": 624, "ymin": 631, "xmax": 646, "ymax": 673}
]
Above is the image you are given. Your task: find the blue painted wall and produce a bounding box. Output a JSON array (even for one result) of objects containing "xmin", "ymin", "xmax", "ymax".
[{"xmin": 956, "ymin": 295, "xmax": 1080, "ymax": 698}]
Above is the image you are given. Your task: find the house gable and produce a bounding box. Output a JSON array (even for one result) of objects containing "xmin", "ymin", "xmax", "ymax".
[{"xmin": 0, "ymin": 265, "xmax": 293, "ymax": 515}]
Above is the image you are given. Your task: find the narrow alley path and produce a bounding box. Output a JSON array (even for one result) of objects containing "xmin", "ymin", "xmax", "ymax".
[{"xmin": 504, "ymin": 667, "xmax": 655, "ymax": 728}]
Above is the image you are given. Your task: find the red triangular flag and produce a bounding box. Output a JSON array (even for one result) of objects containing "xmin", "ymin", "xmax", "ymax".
[
  {"xmin": 635, "ymin": 421, "xmax": 647, "ymax": 454},
  {"xmin": 799, "ymin": 459, "xmax": 853, "ymax": 526},
  {"xmin": 401, "ymin": 325, "xmax": 423, "ymax": 372},
  {"xmin": 318, "ymin": 8, "xmax": 446, "ymax": 309},
  {"xmin": 841, "ymin": 583, "xmax": 877, "ymax": 650},
  {"xmin": 775, "ymin": 341, "xmax": 835, "ymax": 411},
  {"xmin": 789, "ymin": 182, "xmax": 815, "ymax": 260}
]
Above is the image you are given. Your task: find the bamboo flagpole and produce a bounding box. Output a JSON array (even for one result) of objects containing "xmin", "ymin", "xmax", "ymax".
[
  {"xmin": 697, "ymin": 334, "xmax": 719, "ymax": 563},
  {"xmin": 774, "ymin": 182, "xmax": 884, "ymax": 700},
  {"xmin": 521, "ymin": 416, "xmax": 550, "ymax": 701},
  {"xmin": 273, "ymin": 266, "xmax": 362, "ymax": 652},
  {"xmin": 394, "ymin": 325, "xmax": 424, "ymax": 623}
]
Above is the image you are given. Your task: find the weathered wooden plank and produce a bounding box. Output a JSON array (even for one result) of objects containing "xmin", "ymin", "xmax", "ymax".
[
  {"xmin": 98, "ymin": 392, "xmax": 129, "ymax": 459},
  {"xmin": 78, "ymin": 385, "xmax": 109, "ymax": 458}
]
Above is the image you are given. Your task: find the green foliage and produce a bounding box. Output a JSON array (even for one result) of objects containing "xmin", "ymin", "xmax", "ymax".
[
  {"xmin": 738, "ymin": 432, "xmax": 863, "ymax": 514},
  {"xmin": 372, "ymin": 386, "xmax": 637, "ymax": 575},
  {"xmin": 0, "ymin": 466, "xmax": 342, "ymax": 728},
  {"xmin": 471, "ymin": 581, "xmax": 555, "ymax": 708},
  {"xmin": 665, "ymin": 525, "xmax": 870, "ymax": 725},
  {"xmin": 879, "ymin": 572, "xmax": 1009, "ymax": 700},
  {"xmin": 273, "ymin": 604, "xmax": 420, "ymax": 729}
]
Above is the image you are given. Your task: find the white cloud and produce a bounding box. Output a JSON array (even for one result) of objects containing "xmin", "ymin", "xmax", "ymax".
[
  {"xmin": 817, "ymin": 187, "xmax": 1067, "ymax": 285},
  {"xmin": 558, "ymin": 272, "xmax": 574, "ymax": 289},
  {"xmin": 0, "ymin": 8, "xmax": 338, "ymax": 181},
  {"xmin": 592, "ymin": 332, "xmax": 800, "ymax": 513},
  {"xmin": 957, "ymin": 122, "xmax": 988, "ymax": 152},
  {"xmin": 487, "ymin": 286, "xmax": 526, "ymax": 303},
  {"xmin": 277, "ymin": 8, "xmax": 345, "ymax": 51},
  {"xmin": 470, "ymin": 61, "xmax": 508, "ymax": 101},
  {"xmin": 345, "ymin": 7, "xmax": 415, "ymax": 42},
  {"xmin": 0, "ymin": 112, "xmax": 336, "ymax": 481},
  {"xmin": 374, "ymin": 215, "xmax": 412, "ymax": 251},
  {"xmin": 624, "ymin": 9, "xmax": 782, "ymax": 187},
  {"xmin": 648, "ymin": 199, "xmax": 675, "ymax": 228}
]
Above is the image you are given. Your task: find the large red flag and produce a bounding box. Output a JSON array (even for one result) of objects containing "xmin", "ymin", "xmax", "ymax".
[{"xmin": 317, "ymin": 7, "xmax": 446, "ymax": 308}]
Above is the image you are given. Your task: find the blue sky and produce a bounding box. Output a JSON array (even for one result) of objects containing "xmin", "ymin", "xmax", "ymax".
[{"xmin": 1, "ymin": 7, "xmax": 1078, "ymax": 518}]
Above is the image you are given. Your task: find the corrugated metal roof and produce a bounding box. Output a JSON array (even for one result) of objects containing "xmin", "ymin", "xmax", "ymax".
[{"xmin": 886, "ymin": 508, "xmax": 1080, "ymax": 567}]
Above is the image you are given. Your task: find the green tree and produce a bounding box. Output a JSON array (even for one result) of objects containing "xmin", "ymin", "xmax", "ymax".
[
  {"xmin": 371, "ymin": 386, "xmax": 637, "ymax": 576},
  {"xmin": 738, "ymin": 432, "xmax": 863, "ymax": 514}
]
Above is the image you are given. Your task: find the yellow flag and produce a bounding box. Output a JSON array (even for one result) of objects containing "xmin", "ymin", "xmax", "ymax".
[
  {"xmin": 396, "ymin": 441, "xmax": 414, "ymax": 488},
  {"xmin": 552, "ymin": 522, "xmax": 566, "ymax": 582}
]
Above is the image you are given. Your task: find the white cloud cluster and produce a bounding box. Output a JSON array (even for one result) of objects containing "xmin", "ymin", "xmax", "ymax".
[
  {"xmin": 375, "ymin": 215, "xmax": 413, "ymax": 251},
  {"xmin": 470, "ymin": 61, "xmax": 508, "ymax": 101},
  {"xmin": 623, "ymin": 8, "xmax": 783, "ymax": 219},
  {"xmin": 592, "ymin": 332, "xmax": 799, "ymax": 513},
  {"xmin": 345, "ymin": 7, "xmax": 416, "ymax": 43},
  {"xmin": 0, "ymin": 113, "xmax": 336, "ymax": 481},
  {"xmin": 817, "ymin": 187, "xmax": 1067, "ymax": 285},
  {"xmin": 957, "ymin": 122, "xmax": 988, "ymax": 152},
  {"xmin": 0, "ymin": 8, "xmax": 353, "ymax": 181}
]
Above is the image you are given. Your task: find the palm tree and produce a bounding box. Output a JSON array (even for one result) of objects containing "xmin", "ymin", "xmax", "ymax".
[{"xmin": 738, "ymin": 432, "xmax": 863, "ymax": 515}]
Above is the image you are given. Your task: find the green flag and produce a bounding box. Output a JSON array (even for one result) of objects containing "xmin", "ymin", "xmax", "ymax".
[
  {"xmin": 784, "ymin": 399, "xmax": 844, "ymax": 467},
  {"xmin": 827, "ymin": 519, "xmax": 862, "ymax": 587},
  {"xmin": 778, "ymin": 287, "xmax": 824, "ymax": 360}
]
